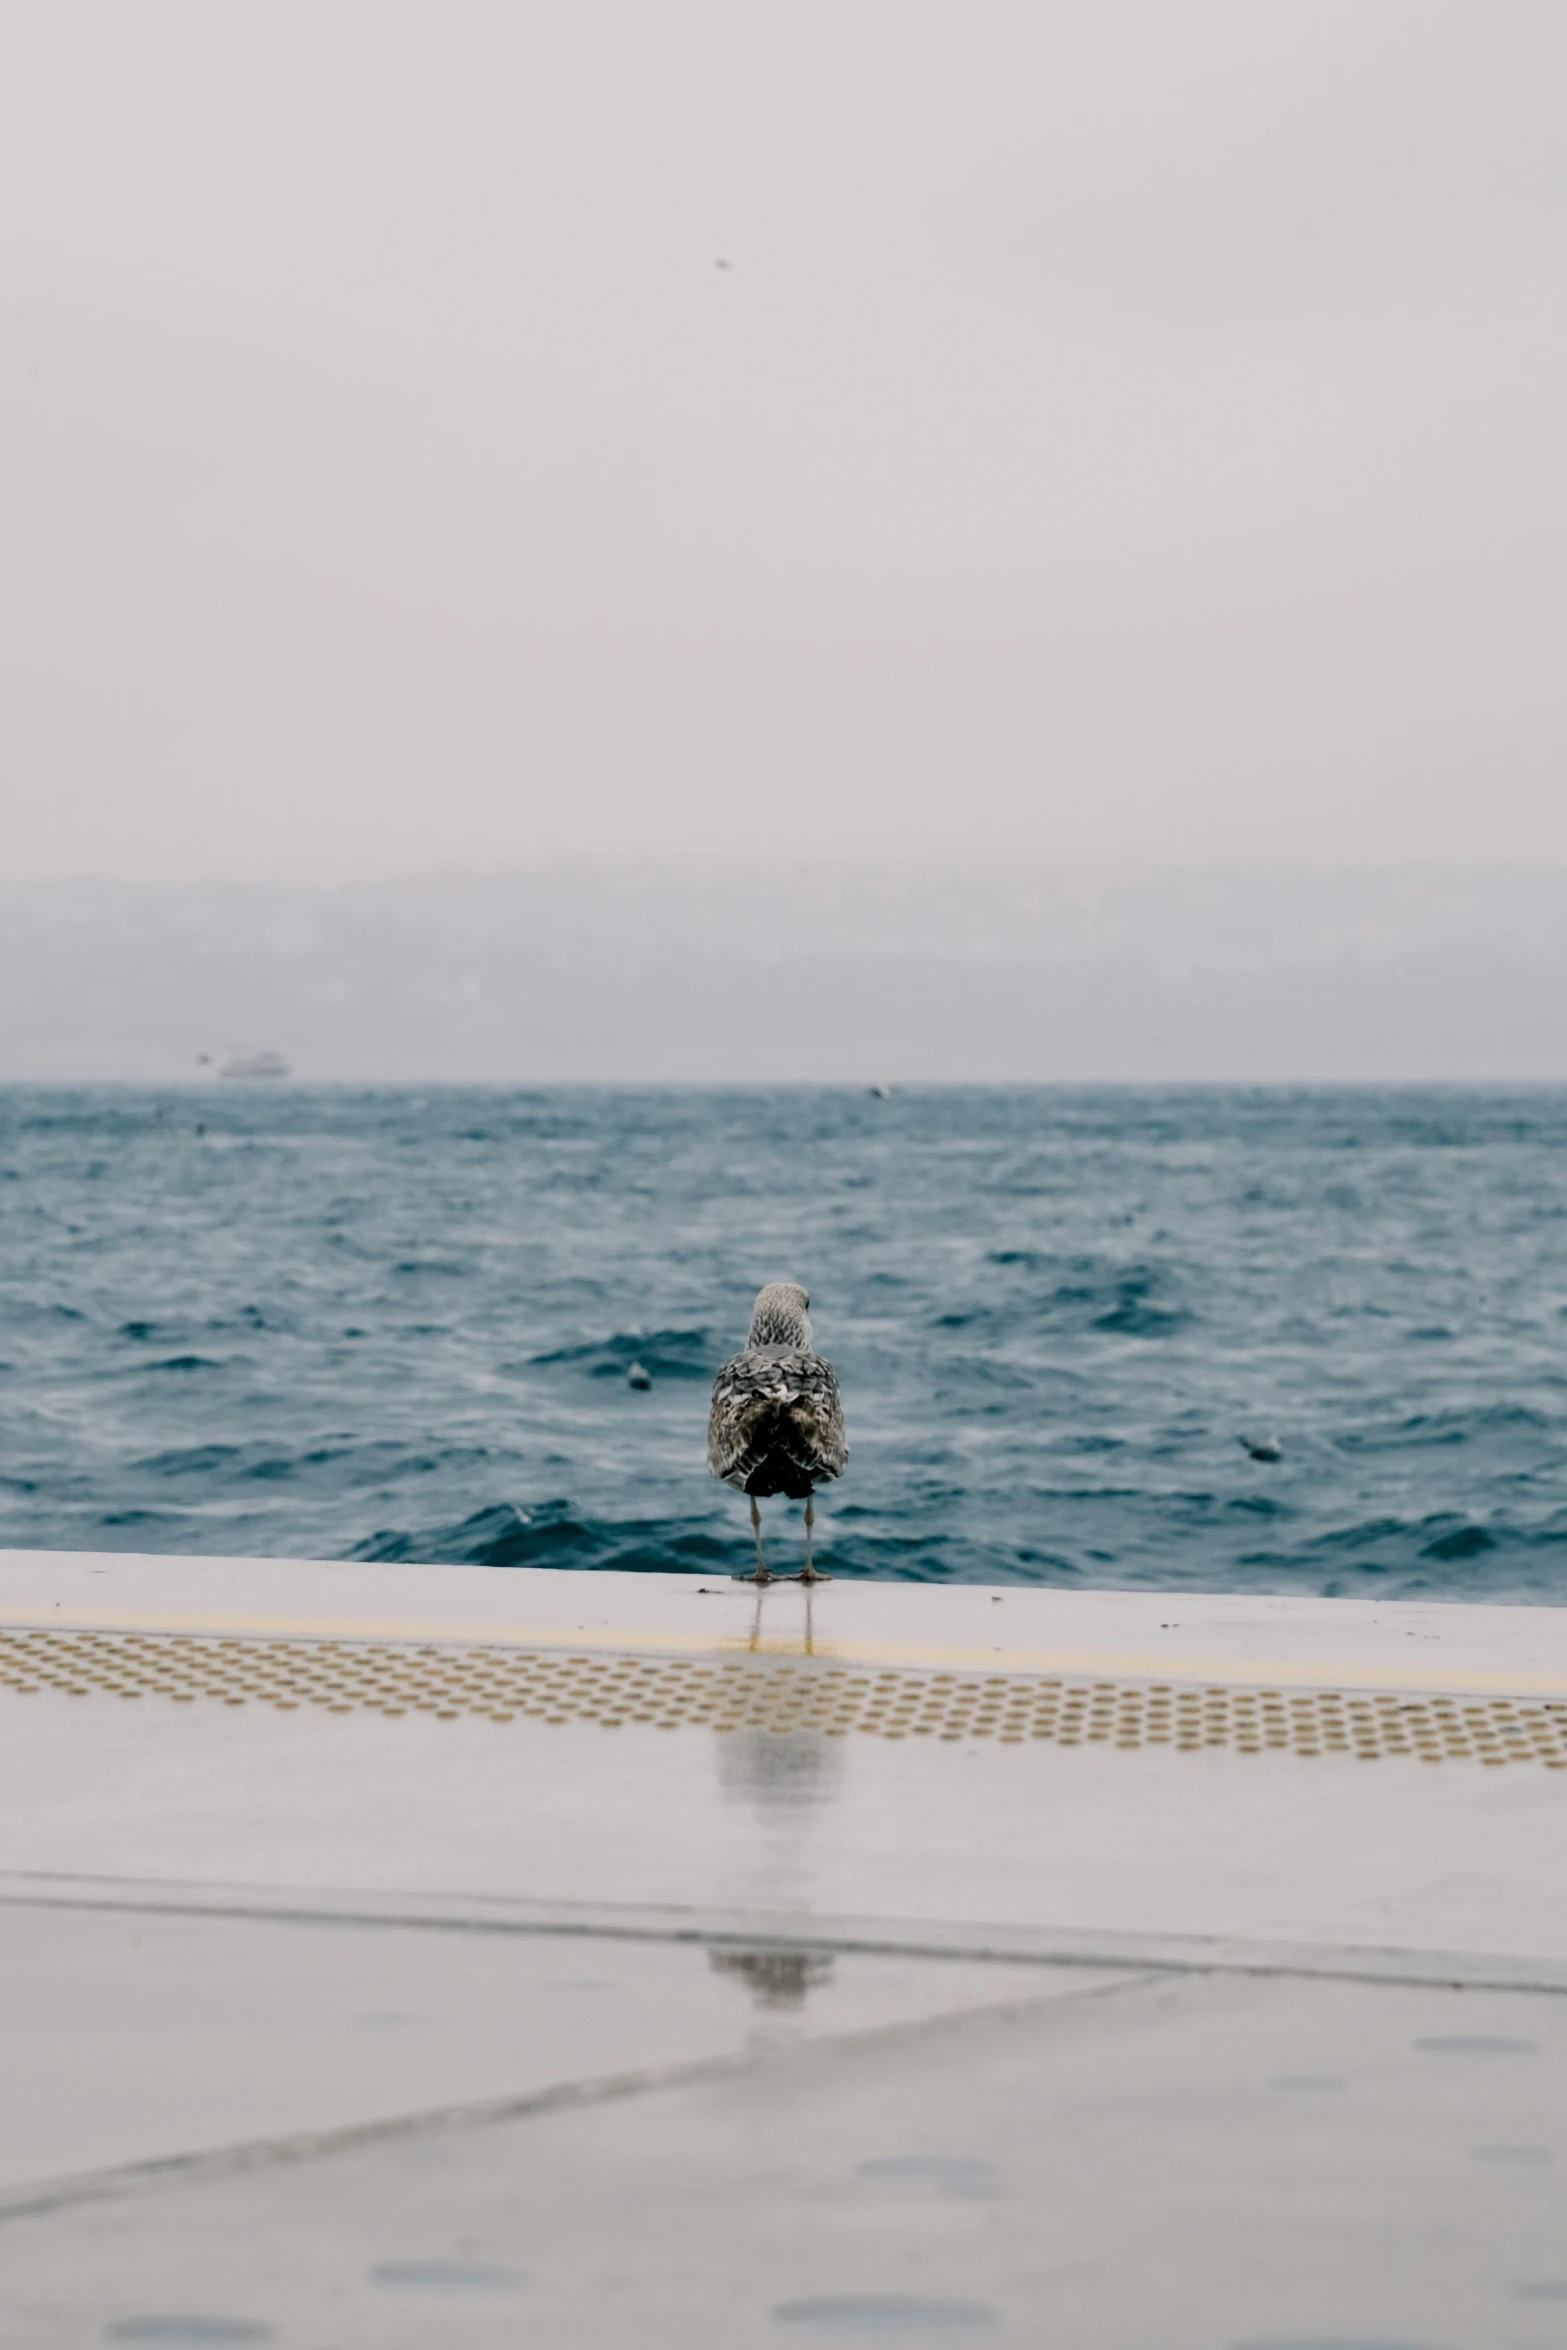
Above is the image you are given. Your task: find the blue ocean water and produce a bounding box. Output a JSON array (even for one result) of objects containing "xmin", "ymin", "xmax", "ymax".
[{"xmin": 3, "ymin": 1085, "xmax": 1567, "ymax": 1599}]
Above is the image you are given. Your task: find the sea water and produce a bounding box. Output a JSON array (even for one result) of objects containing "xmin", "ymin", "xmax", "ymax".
[{"xmin": 3, "ymin": 1084, "xmax": 1567, "ymax": 1599}]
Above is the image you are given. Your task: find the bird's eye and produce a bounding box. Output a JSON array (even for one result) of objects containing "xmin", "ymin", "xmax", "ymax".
[{"xmin": 802, "ymin": 1293, "xmax": 810, "ymax": 1308}]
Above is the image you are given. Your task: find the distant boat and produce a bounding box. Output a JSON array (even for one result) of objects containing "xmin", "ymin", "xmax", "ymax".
[{"xmin": 218, "ymin": 1050, "xmax": 292, "ymax": 1081}]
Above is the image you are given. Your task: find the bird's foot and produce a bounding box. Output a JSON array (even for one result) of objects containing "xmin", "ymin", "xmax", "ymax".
[
  {"xmin": 788, "ymin": 1568, "xmax": 833, "ymax": 1584},
  {"xmin": 733, "ymin": 1567, "xmax": 773, "ymax": 1585}
]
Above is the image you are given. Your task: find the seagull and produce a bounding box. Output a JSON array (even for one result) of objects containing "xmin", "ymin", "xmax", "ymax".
[{"xmin": 708, "ymin": 1282, "xmax": 848, "ymax": 1584}]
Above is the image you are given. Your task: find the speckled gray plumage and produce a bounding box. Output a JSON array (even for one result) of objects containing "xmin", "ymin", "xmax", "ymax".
[{"xmin": 708, "ymin": 1282, "xmax": 849, "ymax": 1499}]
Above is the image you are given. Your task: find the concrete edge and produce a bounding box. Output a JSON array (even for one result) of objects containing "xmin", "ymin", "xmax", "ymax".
[{"xmin": 4, "ymin": 1871, "xmax": 1566, "ymax": 1997}]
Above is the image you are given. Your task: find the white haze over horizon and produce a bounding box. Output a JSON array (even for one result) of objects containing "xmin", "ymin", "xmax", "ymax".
[
  {"xmin": 3, "ymin": 2, "xmax": 1566, "ymax": 887},
  {"xmin": 6, "ymin": 863, "xmax": 1567, "ymax": 1083}
]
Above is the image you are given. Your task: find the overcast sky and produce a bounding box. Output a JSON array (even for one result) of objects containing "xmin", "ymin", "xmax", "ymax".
[
  {"xmin": 3, "ymin": 1, "xmax": 1564, "ymax": 883},
  {"xmin": 12, "ymin": 864, "xmax": 1567, "ymax": 1080}
]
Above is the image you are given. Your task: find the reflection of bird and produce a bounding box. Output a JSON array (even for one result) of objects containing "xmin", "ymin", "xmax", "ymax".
[
  {"xmin": 1240, "ymin": 1434, "xmax": 1284, "ymax": 1463},
  {"xmin": 709, "ymin": 1945, "xmax": 834, "ymax": 2011},
  {"xmin": 708, "ymin": 1282, "xmax": 848, "ymax": 1584}
]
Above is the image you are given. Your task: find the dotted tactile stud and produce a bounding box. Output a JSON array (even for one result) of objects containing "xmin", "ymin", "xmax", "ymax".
[{"xmin": 0, "ymin": 1628, "xmax": 1563, "ymax": 1767}]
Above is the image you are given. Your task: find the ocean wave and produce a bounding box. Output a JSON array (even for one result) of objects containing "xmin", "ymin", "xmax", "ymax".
[
  {"xmin": 10, "ymin": 1081, "xmax": 1567, "ymax": 1600},
  {"xmin": 1335, "ymin": 1404, "xmax": 1560, "ymax": 1455},
  {"xmin": 522, "ymin": 1328, "xmax": 716, "ymax": 1382},
  {"xmin": 981, "ymin": 1254, "xmax": 1193, "ymax": 1338},
  {"xmin": 344, "ymin": 1502, "xmax": 1073, "ymax": 1583},
  {"xmin": 349, "ymin": 1502, "xmax": 735, "ymax": 1572},
  {"xmin": 137, "ymin": 1443, "xmax": 242, "ymax": 1476}
]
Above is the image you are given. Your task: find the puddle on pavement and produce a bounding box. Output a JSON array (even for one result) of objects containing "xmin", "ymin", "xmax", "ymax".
[
  {"xmin": 370, "ymin": 2260, "xmax": 526, "ymax": 2292},
  {"xmin": 105, "ymin": 2325, "xmax": 274, "ymax": 2345},
  {"xmin": 1414, "ymin": 2035, "xmax": 1534, "ymax": 2056},
  {"xmin": 857, "ymin": 2158, "xmax": 996, "ymax": 2197},
  {"xmin": 1232, "ymin": 2337, "xmax": 1458, "ymax": 2349},
  {"xmin": 775, "ymin": 2296, "xmax": 997, "ymax": 2332}
]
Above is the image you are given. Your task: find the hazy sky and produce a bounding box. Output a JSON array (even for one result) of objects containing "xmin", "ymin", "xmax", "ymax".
[
  {"xmin": 11, "ymin": 865, "xmax": 1567, "ymax": 1082},
  {"xmin": 3, "ymin": 1, "xmax": 1564, "ymax": 881}
]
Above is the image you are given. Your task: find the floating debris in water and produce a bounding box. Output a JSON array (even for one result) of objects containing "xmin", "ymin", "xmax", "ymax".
[
  {"xmin": 1241, "ymin": 1434, "xmax": 1284, "ymax": 1463},
  {"xmin": 626, "ymin": 1361, "xmax": 652, "ymax": 1390}
]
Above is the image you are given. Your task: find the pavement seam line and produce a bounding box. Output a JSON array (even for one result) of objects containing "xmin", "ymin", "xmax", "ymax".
[
  {"xmin": 0, "ymin": 1970, "xmax": 1157, "ymax": 2227},
  {"xmin": 4, "ymin": 1883, "xmax": 1567, "ymax": 1999}
]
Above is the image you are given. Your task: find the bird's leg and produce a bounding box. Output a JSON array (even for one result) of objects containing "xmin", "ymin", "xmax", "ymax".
[
  {"xmin": 793, "ymin": 1495, "xmax": 833, "ymax": 1585},
  {"xmin": 735, "ymin": 1493, "xmax": 771, "ymax": 1585}
]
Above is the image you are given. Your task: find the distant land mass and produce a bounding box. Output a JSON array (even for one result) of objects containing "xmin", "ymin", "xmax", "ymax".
[{"xmin": 3, "ymin": 863, "xmax": 1567, "ymax": 1083}]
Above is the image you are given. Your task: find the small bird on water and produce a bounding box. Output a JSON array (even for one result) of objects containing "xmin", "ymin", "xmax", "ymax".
[{"xmin": 708, "ymin": 1282, "xmax": 848, "ymax": 1584}]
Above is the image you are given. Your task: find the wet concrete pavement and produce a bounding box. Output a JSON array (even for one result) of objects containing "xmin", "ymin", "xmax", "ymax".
[{"xmin": 3, "ymin": 1550, "xmax": 1566, "ymax": 2346}]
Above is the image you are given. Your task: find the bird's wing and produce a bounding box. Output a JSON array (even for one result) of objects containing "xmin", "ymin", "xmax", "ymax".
[
  {"xmin": 707, "ymin": 1351, "xmax": 781, "ymax": 1484},
  {"xmin": 707, "ymin": 1349, "xmax": 848, "ymax": 1486},
  {"xmin": 786, "ymin": 1351, "xmax": 849, "ymax": 1481}
]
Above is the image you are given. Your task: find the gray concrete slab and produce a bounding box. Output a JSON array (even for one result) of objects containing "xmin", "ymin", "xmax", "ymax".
[
  {"xmin": 4, "ymin": 1550, "xmax": 1567, "ymax": 2345},
  {"xmin": 4, "ymin": 1686, "xmax": 1566, "ymax": 1965},
  {"xmin": 6, "ymin": 1965, "xmax": 1566, "ymax": 2349},
  {"xmin": 0, "ymin": 1901, "xmax": 1091, "ymax": 2197}
]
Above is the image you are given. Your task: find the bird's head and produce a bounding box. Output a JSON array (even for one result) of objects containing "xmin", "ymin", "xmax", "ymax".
[{"xmin": 747, "ymin": 1281, "xmax": 812, "ymax": 1350}]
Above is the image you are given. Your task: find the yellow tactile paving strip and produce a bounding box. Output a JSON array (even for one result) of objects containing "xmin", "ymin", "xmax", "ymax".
[
  {"xmin": 9, "ymin": 1602, "xmax": 1567, "ymax": 1700},
  {"xmin": 4, "ymin": 1628, "xmax": 1567, "ymax": 1766}
]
